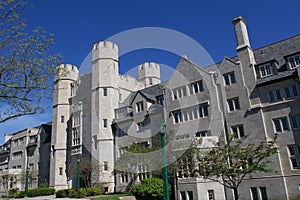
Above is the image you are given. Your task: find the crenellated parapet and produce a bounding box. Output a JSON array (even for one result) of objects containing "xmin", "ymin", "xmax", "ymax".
[
  {"xmin": 92, "ymin": 41, "xmax": 119, "ymax": 62},
  {"xmin": 138, "ymin": 62, "xmax": 161, "ymax": 87},
  {"xmin": 55, "ymin": 64, "xmax": 79, "ymax": 81}
]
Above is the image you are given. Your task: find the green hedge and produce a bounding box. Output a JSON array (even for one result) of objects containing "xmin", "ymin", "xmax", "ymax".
[
  {"xmin": 55, "ymin": 189, "xmax": 68, "ymax": 198},
  {"xmin": 28, "ymin": 188, "xmax": 55, "ymax": 197},
  {"xmin": 9, "ymin": 188, "xmax": 55, "ymax": 198},
  {"xmin": 55, "ymin": 187, "xmax": 102, "ymax": 198}
]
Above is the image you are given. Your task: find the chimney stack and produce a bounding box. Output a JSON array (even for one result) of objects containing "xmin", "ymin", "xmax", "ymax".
[{"xmin": 232, "ymin": 16, "xmax": 251, "ymax": 50}]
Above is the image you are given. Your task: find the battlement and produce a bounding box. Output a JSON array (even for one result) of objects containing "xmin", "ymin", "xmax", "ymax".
[
  {"xmin": 92, "ymin": 41, "xmax": 119, "ymax": 62},
  {"xmin": 55, "ymin": 64, "xmax": 79, "ymax": 81},
  {"xmin": 138, "ymin": 62, "xmax": 160, "ymax": 70},
  {"xmin": 93, "ymin": 41, "xmax": 118, "ymax": 52}
]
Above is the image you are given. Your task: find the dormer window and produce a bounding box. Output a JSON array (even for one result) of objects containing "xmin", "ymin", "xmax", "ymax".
[
  {"xmin": 288, "ymin": 55, "xmax": 300, "ymax": 69},
  {"xmin": 260, "ymin": 64, "xmax": 272, "ymax": 77}
]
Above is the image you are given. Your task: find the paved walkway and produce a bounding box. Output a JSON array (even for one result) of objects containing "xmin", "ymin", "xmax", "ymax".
[{"xmin": 3, "ymin": 195, "xmax": 90, "ymax": 200}]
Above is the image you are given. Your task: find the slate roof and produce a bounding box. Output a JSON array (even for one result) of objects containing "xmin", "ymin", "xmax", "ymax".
[{"xmin": 253, "ymin": 34, "xmax": 300, "ymax": 66}]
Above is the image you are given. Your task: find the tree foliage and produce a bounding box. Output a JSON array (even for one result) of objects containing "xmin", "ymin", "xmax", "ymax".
[
  {"xmin": 114, "ymin": 142, "xmax": 159, "ymax": 190},
  {"xmin": 0, "ymin": 0, "xmax": 62, "ymax": 123},
  {"xmin": 196, "ymin": 135, "xmax": 278, "ymax": 200},
  {"xmin": 130, "ymin": 178, "xmax": 171, "ymax": 200}
]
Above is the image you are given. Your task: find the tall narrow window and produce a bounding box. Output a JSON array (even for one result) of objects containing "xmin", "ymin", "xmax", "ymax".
[
  {"xmin": 259, "ymin": 187, "xmax": 268, "ymax": 200},
  {"xmin": 103, "ymin": 161, "xmax": 108, "ymax": 171},
  {"xmin": 103, "ymin": 88, "xmax": 107, "ymax": 96},
  {"xmin": 136, "ymin": 101, "xmax": 144, "ymax": 112},
  {"xmin": 292, "ymin": 85, "xmax": 298, "ymax": 96},
  {"xmin": 60, "ymin": 116, "xmax": 64, "ymax": 123},
  {"xmin": 275, "ymin": 89, "xmax": 282, "ymax": 101},
  {"xmin": 187, "ymin": 191, "xmax": 193, "ymax": 200},
  {"xmin": 103, "ymin": 119, "xmax": 108, "ymax": 128},
  {"xmin": 208, "ymin": 190, "xmax": 215, "ymax": 200},
  {"xmin": 269, "ymin": 91, "xmax": 275, "ymax": 103},
  {"xmin": 149, "ymin": 78, "xmax": 153, "ymax": 85},
  {"xmin": 59, "ymin": 167, "xmax": 63, "ymax": 175},
  {"xmin": 285, "ymin": 87, "xmax": 291, "ymax": 99},
  {"xmin": 180, "ymin": 192, "xmax": 186, "ymax": 200},
  {"xmin": 290, "ymin": 116, "xmax": 298, "ymax": 129},
  {"xmin": 250, "ymin": 187, "xmax": 259, "ymax": 200}
]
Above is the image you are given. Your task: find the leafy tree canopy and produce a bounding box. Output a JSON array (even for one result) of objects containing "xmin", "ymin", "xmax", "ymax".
[{"xmin": 0, "ymin": 0, "xmax": 62, "ymax": 123}]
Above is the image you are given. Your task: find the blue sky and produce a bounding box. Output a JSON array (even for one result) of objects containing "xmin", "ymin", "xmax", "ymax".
[{"xmin": 1, "ymin": 0, "xmax": 300, "ymax": 143}]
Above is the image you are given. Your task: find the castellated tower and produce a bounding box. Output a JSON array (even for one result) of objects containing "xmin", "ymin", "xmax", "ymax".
[
  {"xmin": 91, "ymin": 41, "xmax": 119, "ymax": 192},
  {"xmin": 138, "ymin": 62, "xmax": 161, "ymax": 87},
  {"xmin": 50, "ymin": 64, "xmax": 78, "ymax": 190}
]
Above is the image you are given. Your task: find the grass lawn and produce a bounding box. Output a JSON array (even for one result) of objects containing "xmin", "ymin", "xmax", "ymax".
[{"xmin": 92, "ymin": 193, "xmax": 132, "ymax": 200}]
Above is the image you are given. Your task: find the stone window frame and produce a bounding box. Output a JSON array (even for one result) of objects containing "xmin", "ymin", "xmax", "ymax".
[{"xmin": 223, "ymin": 71, "xmax": 236, "ymax": 85}]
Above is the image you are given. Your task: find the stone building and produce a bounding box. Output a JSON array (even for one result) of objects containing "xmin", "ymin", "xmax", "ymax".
[
  {"xmin": 1, "ymin": 16, "xmax": 300, "ymax": 200},
  {"xmin": 0, "ymin": 123, "xmax": 52, "ymax": 194}
]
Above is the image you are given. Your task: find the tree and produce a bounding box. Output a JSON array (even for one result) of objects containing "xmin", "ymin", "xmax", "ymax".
[
  {"xmin": 196, "ymin": 135, "xmax": 278, "ymax": 200},
  {"xmin": 114, "ymin": 142, "xmax": 159, "ymax": 190},
  {"xmin": 0, "ymin": 0, "xmax": 62, "ymax": 123},
  {"xmin": 69, "ymin": 157, "xmax": 102, "ymax": 188}
]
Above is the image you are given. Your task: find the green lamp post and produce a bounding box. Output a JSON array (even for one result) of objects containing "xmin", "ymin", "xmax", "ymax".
[
  {"xmin": 77, "ymin": 157, "xmax": 80, "ymax": 192},
  {"xmin": 160, "ymin": 123, "xmax": 170, "ymax": 200}
]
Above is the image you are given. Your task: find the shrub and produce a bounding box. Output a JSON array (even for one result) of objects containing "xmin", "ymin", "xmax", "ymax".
[
  {"xmin": 86, "ymin": 187, "xmax": 101, "ymax": 196},
  {"xmin": 130, "ymin": 178, "xmax": 171, "ymax": 200},
  {"xmin": 68, "ymin": 189, "xmax": 78, "ymax": 198},
  {"xmin": 27, "ymin": 188, "xmax": 55, "ymax": 197},
  {"xmin": 79, "ymin": 188, "xmax": 87, "ymax": 198},
  {"xmin": 8, "ymin": 189, "xmax": 18, "ymax": 198},
  {"xmin": 39, "ymin": 188, "xmax": 55, "ymax": 196},
  {"xmin": 56, "ymin": 189, "xmax": 68, "ymax": 198},
  {"xmin": 14, "ymin": 191, "xmax": 25, "ymax": 198}
]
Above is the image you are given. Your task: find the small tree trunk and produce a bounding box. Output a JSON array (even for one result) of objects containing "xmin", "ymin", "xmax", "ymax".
[{"xmin": 233, "ymin": 187, "xmax": 239, "ymax": 200}]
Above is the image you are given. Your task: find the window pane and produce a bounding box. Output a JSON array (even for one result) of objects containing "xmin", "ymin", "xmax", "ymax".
[
  {"xmin": 180, "ymin": 192, "xmax": 186, "ymax": 200},
  {"xmin": 282, "ymin": 118, "xmax": 289, "ymax": 131},
  {"xmin": 288, "ymin": 145, "xmax": 295, "ymax": 155},
  {"xmin": 203, "ymin": 106, "xmax": 209, "ymax": 116},
  {"xmin": 290, "ymin": 117, "xmax": 298, "ymax": 129},
  {"xmin": 269, "ymin": 91, "xmax": 275, "ymax": 103},
  {"xmin": 285, "ymin": 87, "xmax": 291, "ymax": 99},
  {"xmin": 230, "ymin": 72, "xmax": 236, "ymax": 83},
  {"xmin": 259, "ymin": 187, "xmax": 268, "ymax": 200},
  {"xmin": 239, "ymin": 126, "xmax": 244, "ymax": 137},
  {"xmin": 273, "ymin": 119, "xmax": 281, "ymax": 132},
  {"xmin": 276, "ymin": 89, "xmax": 282, "ymax": 100},
  {"xmin": 234, "ymin": 98, "xmax": 240, "ymax": 110},
  {"xmin": 292, "ymin": 85, "xmax": 298, "ymax": 96},
  {"xmin": 228, "ymin": 100, "xmax": 234, "ymax": 111},
  {"xmin": 208, "ymin": 190, "xmax": 215, "ymax": 200},
  {"xmin": 199, "ymin": 81, "xmax": 204, "ymax": 92},
  {"xmin": 224, "ymin": 75, "xmax": 230, "ymax": 85},
  {"xmin": 291, "ymin": 158, "xmax": 298, "ymax": 168},
  {"xmin": 250, "ymin": 187, "xmax": 259, "ymax": 200}
]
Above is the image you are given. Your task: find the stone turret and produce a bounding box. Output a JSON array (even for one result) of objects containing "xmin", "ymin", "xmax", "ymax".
[
  {"xmin": 50, "ymin": 64, "xmax": 78, "ymax": 190},
  {"xmin": 91, "ymin": 41, "xmax": 119, "ymax": 192},
  {"xmin": 138, "ymin": 62, "xmax": 161, "ymax": 87}
]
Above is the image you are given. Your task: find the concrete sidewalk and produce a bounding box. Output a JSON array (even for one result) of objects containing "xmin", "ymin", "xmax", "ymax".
[{"xmin": 3, "ymin": 195, "xmax": 89, "ymax": 200}]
